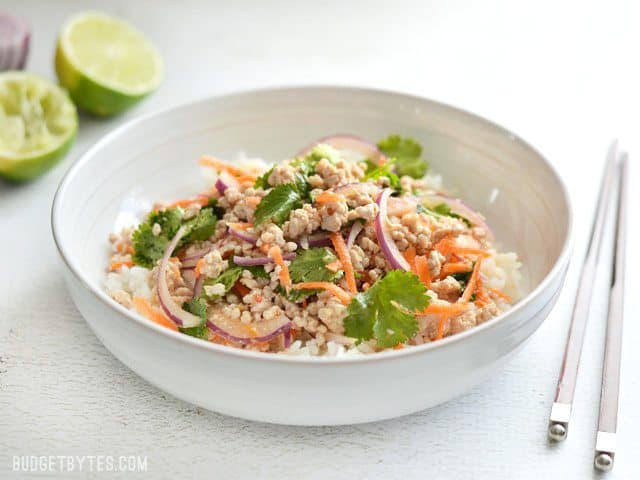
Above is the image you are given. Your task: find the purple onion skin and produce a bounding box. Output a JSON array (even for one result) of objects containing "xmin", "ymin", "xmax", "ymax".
[
  {"xmin": 375, "ymin": 189, "xmax": 410, "ymax": 271},
  {"xmin": 232, "ymin": 252, "xmax": 295, "ymax": 266},
  {"xmin": 228, "ymin": 228, "xmax": 257, "ymax": 245},
  {"xmin": 207, "ymin": 320, "xmax": 292, "ymax": 345},
  {"xmin": 215, "ymin": 178, "xmax": 228, "ymax": 195}
]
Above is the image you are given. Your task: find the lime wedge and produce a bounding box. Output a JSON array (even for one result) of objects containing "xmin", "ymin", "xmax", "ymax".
[
  {"xmin": 0, "ymin": 72, "xmax": 77, "ymax": 182},
  {"xmin": 55, "ymin": 12, "xmax": 163, "ymax": 116}
]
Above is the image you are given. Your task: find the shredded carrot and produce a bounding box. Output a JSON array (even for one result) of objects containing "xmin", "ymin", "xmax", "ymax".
[
  {"xmin": 329, "ymin": 232, "xmax": 357, "ymax": 293},
  {"xmin": 291, "ymin": 282, "xmax": 353, "ymax": 305},
  {"xmin": 489, "ymin": 287, "xmax": 512, "ymax": 303},
  {"xmin": 236, "ymin": 174, "xmax": 258, "ymax": 184},
  {"xmin": 315, "ymin": 191, "xmax": 345, "ymax": 206},
  {"xmin": 227, "ymin": 222, "xmax": 253, "ymax": 230},
  {"xmin": 259, "ymin": 244, "xmax": 270, "ymax": 254},
  {"xmin": 435, "ymin": 238, "xmax": 491, "ymax": 259},
  {"xmin": 436, "ymin": 317, "xmax": 447, "ymax": 340},
  {"xmin": 109, "ymin": 260, "xmax": 133, "ymax": 271},
  {"xmin": 194, "ymin": 258, "xmax": 206, "ymax": 277},
  {"xmin": 414, "ymin": 255, "xmax": 432, "ymax": 287},
  {"xmin": 440, "ymin": 262, "xmax": 472, "ymax": 278},
  {"xmin": 393, "ymin": 343, "xmax": 405, "ymax": 350},
  {"xmin": 233, "ymin": 282, "xmax": 251, "ymax": 297},
  {"xmin": 133, "ymin": 297, "xmax": 178, "ymax": 331},
  {"xmin": 418, "ymin": 302, "xmax": 469, "ymax": 317},
  {"xmin": 403, "ymin": 246, "xmax": 417, "ymax": 273},
  {"xmin": 199, "ymin": 155, "xmax": 256, "ymax": 179},
  {"xmin": 460, "ymin": 258, "xmax": 483, "ymax": 303},
  {"xmin": 269, "ymin": 245, "xmax": 291, "ymax": 289}
]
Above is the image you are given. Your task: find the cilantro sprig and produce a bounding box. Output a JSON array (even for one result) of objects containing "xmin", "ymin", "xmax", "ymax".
[
  {"xmin": 343, "ymin": 270, "xmax": 430, "ymax": 347},
  {"xmin": 278, "ymin": 247, "xmax": 343, "ymax": 302},
  {"xmin": 377, "ymin": 135, "xmax": 429, "ymax": 179},
  {"xmin": 418, "ymin": 202, "xmax": 472, "ymax": 228},
  {"xmin": 131, "ymin": 203, "xmax": 220, "ymax": 268},
  {"xmin": 363, "ymin": 159, "xmax": 401, "ymax": 190}
]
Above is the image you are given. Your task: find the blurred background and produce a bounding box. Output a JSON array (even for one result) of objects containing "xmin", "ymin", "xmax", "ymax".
[{"xmin": 1, "ymin": 1, "xmax": 638, "ymax": 478}]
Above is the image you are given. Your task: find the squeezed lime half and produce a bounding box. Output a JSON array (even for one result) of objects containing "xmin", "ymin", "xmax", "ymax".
[
  {"xmin": 0, "ymin": 72, "xmax": 78, "ymax": 181},
  {"xmin": 55, "ymin": 12, "xmax": 164, "ymax": 116}
]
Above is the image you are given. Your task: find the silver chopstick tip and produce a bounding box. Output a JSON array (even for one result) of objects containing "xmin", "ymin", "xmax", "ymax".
[
  {"xmin": 594, "ymin": 452, "xmax": 614, "ymax": 472},
  {"xmin": 548, "ymin": 423, "xmax": 567, "ymax": 442}
]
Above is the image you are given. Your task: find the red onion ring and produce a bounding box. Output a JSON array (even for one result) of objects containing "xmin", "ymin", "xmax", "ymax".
[
  {"xmin": 206, "ymin": 317, "xmax": 291, "ymax": 345},
  {"xmin": 228, "ymin": 228, "xmax": 257, "ymax": 244},
  {"xmin": 422, "ymin": 193, "xmax": 494, "ymax": 241},
  {"xmin": 307, "ymin": 231, "xmax": 332, "ymax": 248},
  {"xmin": 193, "ymin": 275, "xmax": 205, "ymax": 298},
  {"xmin": 0, "ymin": 14, "xmax": 30, "ymax": 71},
  {"xmin": 375, "ymin": 189, "xmax": 411, "ymax": 271},
  {"xmin": 297, "ymin": 134, "xmax": 386, "ymax": 164},
  {"xmin": 157, "ymin": 227, "xmax": 204, "ymax": 328},
  {"xmin": 215, "ymin": 178, "xmax": 228, "ymax": 195},
  {"xmin": 346, "ymin": 221, "xmax": 364, "ymax": 250},
  {"xmin": 233, "ymin": 252, "xmax": 295, "ymax": 266}
]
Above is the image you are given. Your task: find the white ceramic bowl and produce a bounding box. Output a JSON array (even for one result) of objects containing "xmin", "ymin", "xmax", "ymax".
[{"xmin": 52, "ymin": 86, "xmax": 572, "ymax": 425}]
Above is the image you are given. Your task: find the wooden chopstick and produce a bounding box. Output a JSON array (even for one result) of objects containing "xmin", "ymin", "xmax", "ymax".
[
  {"xmin": 593, "ymin": 153, "xmax": 628, "ymax": 472},
  {"xmin": 548, "ymin": 141, "xmax": 620, "ymax": 442}
]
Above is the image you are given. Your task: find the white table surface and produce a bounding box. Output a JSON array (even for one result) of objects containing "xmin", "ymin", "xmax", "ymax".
[{"xmin": 1, "ymin": 0, "xmax": 639, "ymax": 478}]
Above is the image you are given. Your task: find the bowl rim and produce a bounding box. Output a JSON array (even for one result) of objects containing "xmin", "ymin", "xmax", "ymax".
[{"xmin": 51, "ymin": 84, "xmax": 573, "ymax": 364}]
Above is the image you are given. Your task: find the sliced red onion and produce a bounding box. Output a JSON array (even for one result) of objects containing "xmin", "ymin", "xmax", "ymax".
[
  {"xmin": 193, "ymin": 275, "xmax": 204, "ymax": 298},
  {"xmin": 207, "ymin": 315, "xmax": 291, "ymax": 345},
  {"xmin": 422, "ymin": 193, "xmax": 494, "ymax": 241},
  {"xmin": 0, "ymin": 14, "xmax": 30, "ymax": 71},
  {"xmin": 297, "ymin": 134, "xmax": 386, "ymax": 164},
  {"xmin": 375, "ymin": 189, "xmax": 411, "ymax": 271},
  {"xmin": 228, "ymin": 227, "xmax": 257, "ymax": 244},
  {"xmin": 233, "ymin": 252, "xmax": 296, "ymax": 266},
  {"xmin": 157, "ymin": 226, "xmax": 203, "ymax": 328},
  {"xmin": 346, "ymin": 221, "xmax": 364, "ymax": 250},
  {"xmin": 307, "ymin": 231, "xmax": 332, "ymax": 248},
  {"xmin": 215, "ymin": 178, "xmax": 228, "ymax": 195}
]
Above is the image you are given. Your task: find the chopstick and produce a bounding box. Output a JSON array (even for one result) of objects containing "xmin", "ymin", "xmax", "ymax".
[
  {"xmin": 593, "ymin": 153, "xmax": 628, "ymax": 472},
  {"xmin": 548, "ymin": 141, "xmax": 620, "ymax": 442}
]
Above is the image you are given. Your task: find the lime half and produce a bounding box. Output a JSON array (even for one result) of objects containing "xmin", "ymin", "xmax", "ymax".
[
  {"xmin": 55, "ymin": 12, "xmax": 164, "ymax": 116},
  {"xmin": 0, "ymin": 72, "xmax": 78, "ymax": 182}
]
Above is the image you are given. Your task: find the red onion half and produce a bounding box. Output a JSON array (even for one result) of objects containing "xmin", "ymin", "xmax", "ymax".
[
  {"xmin": 422, "ymin": 193, "xmax": 494, "ymax": 241},
  {"xmin": 233, "ymin": 252, "xmax": 295, "ymax": 266},
  {"xmin": 0, "ymin": 14, "xmax": 30, "ymax": 71},
  {"xmin": 375, "ymin": 189, "xmax": 411, "ymax": 271},
  {"xmin": 207, "ymin": 314, "xmax": 291, "ymax": 346},
  {"xmin": 297, "ymin": 134, "xmax": 386, "ymax": 164},
  {"xmin": 346, "ymin": 221, "xmax": 364, "ymax": 250},
  {"xmin": 157, "ymin": 226, "xmax": 204, "ymax": 328}
]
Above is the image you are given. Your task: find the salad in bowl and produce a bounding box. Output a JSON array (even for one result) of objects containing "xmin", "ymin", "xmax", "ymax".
[{"xmin": 105, "ymin": 134, "xmax": 521, "ymax": 357}]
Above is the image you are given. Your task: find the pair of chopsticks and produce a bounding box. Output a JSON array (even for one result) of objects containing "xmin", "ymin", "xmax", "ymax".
[{"xmin": 547, "ymin": 141, "xmax": 628, "ymax": 471}]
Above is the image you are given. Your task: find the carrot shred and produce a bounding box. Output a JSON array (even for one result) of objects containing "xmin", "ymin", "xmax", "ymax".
[
  {"xmin": 194, "ymin": 258, "xmax": 206, "ymax": 277},
  {"xmin": 418, "ymin": 302, "xmax": 469, "ymax": 317},
  {"xmin": 440, "ymin": 262, "xmax": 472, "ymax": 278},
  {"xmin": 315, "ymin": 191, "xmax": 345, "ymax": 206},
  {"xmin": 436, "ymin": 317, "xmax": 447, "ymax": 340},
  {"xmin": 199, "ymin": 155, "xmax": 256, "ymax": 179},
  {"xmin": 435, "ymin": 238, "xmax": 491, "ymax": 259},
  {"xmin": 133, "ymin": 297, "xmax": 178, "ymax": 331},
  {"xmin": 415, "ymin": 255, "xmax": 432, "ymax": 287},
  {"xmin": 291, "ymin": 282, "xmax": 353, "ymax": 305},
  {"xmin": 329, "ymin": 232, "xmax": 357, "ymax": 293},
  {"xmin": 269, "ymin": 245, "xmax": 291, "ymax": 289},
  {"xmin": 489, "ymin": 287, "xmax": 512, "ymax": 303},
  {"xmin": 109, "ymin": 260, "xmax": 133, "ymax": 271},
  {"xmin": 460, "ymin": 258, "xmax": 483, "ymax": 303},
  {"xmin": 227, "ymin": 222, "xmax": 253, "ymax": 230},
  {"xmin": 403, "ymin": 246, "xmax": 417, "ymax": 273}
]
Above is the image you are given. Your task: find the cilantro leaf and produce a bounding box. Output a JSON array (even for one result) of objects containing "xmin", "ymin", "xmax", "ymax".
[
  {"xmin": 254, "ymin": 184, "xmax": 303, "ymax": 226},
  {"xmin": 343, "ymin": 270, "xmax": 430, "ymax": 347},
  {"xmin": 363, "ymin": 159, "xmax": 401, "ymax": 190},
  {"xmin": 254, "ymin": 166, "xmax": 274, "ymax": 190},
  {"xmin": 285, "ymin": 247, "xmax": 343, "ymax": 302},
  {"xmin": 201, "ymin": 267, "xmax": 243, "ymax": 300},
  {"xmin": 241, "ymin": 265, "xmax": 269, "ymax": 279},
  {"xmin": 131, "ymin": 223, "xmax": 169, "ymax": 268},
  {"xmin": 182, "ymin": 208, "xmax": 217, "ymax": 243},
  {"xmin": 147, "ymin": 208, "xmax": 183, "ymax": 239},
  {"xmin": 377, "ymin": 135, "xmax": 429, "ymax": 178},
  {"xmin": 180, "ymin": 298, "xmax": 209, "ymax": 339},
  {"xmin": 289, "ymin": 248, "xmax": 341, "ymax": 283}
]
